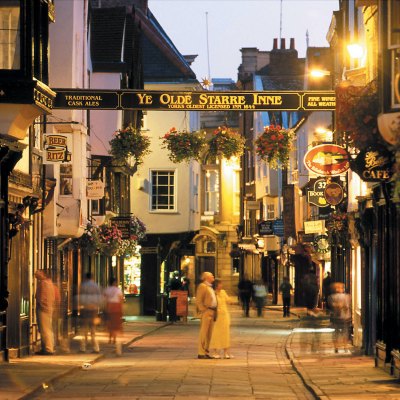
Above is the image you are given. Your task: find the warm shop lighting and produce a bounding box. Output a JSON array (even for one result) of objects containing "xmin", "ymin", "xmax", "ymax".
[
  {"xmin": 347, "ymin": 43, "xmax": 364, "ymax": 59},
  {"xmin": 310, "ymin": 69, "xmax": 330, "ymax": 78},
  {"xmin": 314, "ymin": 127, "xmax": 333, "ymax": 142}
]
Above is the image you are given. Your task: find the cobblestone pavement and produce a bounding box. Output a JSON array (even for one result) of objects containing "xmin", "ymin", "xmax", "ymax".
[{"xmin": 28, "ymin": 309, "xmax": 313, "ymax": 400}]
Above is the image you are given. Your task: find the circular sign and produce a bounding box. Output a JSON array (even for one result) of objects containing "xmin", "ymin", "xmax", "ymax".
[
  {"xmin": 314, "ymin": 234, "xmax": 330, "ymax": 254},
  {"xmin": 324, "ymin": 182, "xmax": 344, "ymax": 206},
  {"xmin": 304, "ymin": 144, "xmax": 350, "ymax": 176}
]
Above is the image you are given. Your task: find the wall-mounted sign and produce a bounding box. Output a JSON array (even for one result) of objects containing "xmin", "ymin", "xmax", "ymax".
[
  {"xmin": 324, "ymin": 182, "xmax": 344, "ymax": 206},
  {"xmin": 272, "ymin": 219, "xmax": 285, "ymax": 237},
  {"xmin": 86, "ymin": 180, "xmax": 104, "ymax": 200},
  {"xmin": 258, "ymin": 220, "xmax": 274, "ymax": 236},
  {"xmin": 246, "ymin": 200, "xmax": 260, "ymax": 210},
  {"xmin": 43, "ymin": 134, "xmax": 72, "ymax": 164},
  {"xmin": 304, "ymin": 220, "xmax": 325, "ymax": 234},
  {"xmin": 351, "ymin": 146, "xmax": 394, "ymax": 182},
  {"xmin": 53, "ymin": 89, "xmax": 336, "ymax": 112},
  {"xmin": 110, "ymin": 216, "xmax": 132, "ymax": 240},
  {"xmin": 314, "ymin": 234, "xmax": 330, "ymax": 254},
  {"xmin": 307, "ymin": 178, "xmax": 328, "ymax": 207},
  {"xmin": 304, "ymin": 144, "xmax": 350, "ymax": 176}
]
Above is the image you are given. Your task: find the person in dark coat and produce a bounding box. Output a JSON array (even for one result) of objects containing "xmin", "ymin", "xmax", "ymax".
[
  {"xmin": 279, "ymin": 276, "xmax": 293, "ymax": 317},
  {"xmin": 322, "ymin": 271, "xmax": 332, "ymax": 312},
  {"xmin": 303, "ymin": 269, "xmax": 319, "ymax": 316},
  {"xmin": 167, "ymin": 271, "xmax": 182, "ymax": 322},
  {"xmin": 238, "ymin": 275, "xmax": 253, "ymax": 317}
]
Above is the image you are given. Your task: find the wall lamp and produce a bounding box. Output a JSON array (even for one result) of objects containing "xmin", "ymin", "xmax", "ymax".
[
  {"xmin": 310, "ymin": 69, "xmax": 331, "ymax": 78},
  {"xmin": 347, "ymin": 43, "xmax": 365, "ymax": 59}
]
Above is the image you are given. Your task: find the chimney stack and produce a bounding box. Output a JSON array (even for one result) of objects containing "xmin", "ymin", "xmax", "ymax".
[
  {"xmin": 273, "ymin": 38, "xmax": 278, "ymax": 50},
  {"xmin": 280, "ymin": 38, "xmax": 286, "ymax": 49},
  {"xmin": 290, "ymin": 38, "xmax": 295, "ymax": 50}
]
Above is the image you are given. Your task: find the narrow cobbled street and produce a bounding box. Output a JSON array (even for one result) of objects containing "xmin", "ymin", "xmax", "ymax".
[{"xmin": 30, "ymin": 309, "xmax": 312, "ymax": 400}]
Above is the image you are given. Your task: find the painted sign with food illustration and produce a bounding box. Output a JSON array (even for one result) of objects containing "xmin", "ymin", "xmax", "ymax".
[
  {"xmin": 324, "ymin": 182, "xmax": 344, "ymax": 206},
  {"xmin": 304, "ymin": 144, "xmax": 350, "ymax": 176}
]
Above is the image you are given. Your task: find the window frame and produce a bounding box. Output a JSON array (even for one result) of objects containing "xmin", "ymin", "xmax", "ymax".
[{"xmin": 149, "ymin": 169, "xmax": 177, "ymax": 213}]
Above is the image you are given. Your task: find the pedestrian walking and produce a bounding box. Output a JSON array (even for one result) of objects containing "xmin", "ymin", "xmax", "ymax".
[
  {"xmin": 328, "ymin": 282, "xmax": 352, "ymax": 353},
  {"xmin": 35, "ymin": 270, "xmax": 56, "ymax": 355},
  {"xmin": 279, "ymin": 276, "xmax": 293, "ymax": 317},
  {"xmin": 103, "ymin": 277, "xmax": 124, "ymax": 356},
  {"xmin": 79, "ymin": 272, "xmax": 102, "ymax": 353},
  {"xmin": 195, "ymin": 271, "xmax": 217, "ymax": 359},
  {"xmin": 252, "ymin": 280, "xmax": 267, "ymax": 317},
  {"xmin": 238, "ymin": 274, "xmax": 253, "ymax": 317},
  {"xmin": 209, "ymin": 279, "xmax": 233, "ymax": 359}
]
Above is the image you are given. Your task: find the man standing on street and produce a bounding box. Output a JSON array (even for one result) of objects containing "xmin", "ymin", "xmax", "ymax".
[
  {"xmin": 196, "ymin": 271, "xmax": 217, "ymax": 359},
  {"xmin": 35, "ymin": 270, "xmax": 55, "ymax": 355}
]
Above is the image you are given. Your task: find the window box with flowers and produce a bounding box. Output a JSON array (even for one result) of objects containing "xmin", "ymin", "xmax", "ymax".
[
  {"xmin": 255, "ymin": 125, "xmax": 294, "ymax": 169},
  {"xmin": 109, "ymin": 126, "xmax": 151, "ymax": 166},
  {"xmin": 207, "ymin": 126, "xmax": 245, "ymax": 160},
  {"xmin": 161, "ymin": 127, "xmax": 206, "ymax": 163}
]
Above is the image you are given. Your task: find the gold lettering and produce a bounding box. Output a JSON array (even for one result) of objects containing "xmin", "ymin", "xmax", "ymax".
[{"xmin": 137, "ymin": 93, "xmax": 153, "ymax": 104}]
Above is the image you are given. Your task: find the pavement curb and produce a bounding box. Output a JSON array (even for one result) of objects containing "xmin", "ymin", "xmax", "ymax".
[
  {"xmin": 18, "ymin": 321, "xmax": 170, "ymax": 400},
  {"xmin": 284, "ymin": 325, "xmax": 330, "ymax": 400}
]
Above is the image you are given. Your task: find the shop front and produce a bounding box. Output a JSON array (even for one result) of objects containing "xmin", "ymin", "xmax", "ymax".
[{"xmin": 123, "ymin": 250, "xmax": 142, "ymax": 316}]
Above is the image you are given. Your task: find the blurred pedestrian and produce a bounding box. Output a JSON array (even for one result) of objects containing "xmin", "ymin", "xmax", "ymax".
[
  {"xmin": 252, "ymin": 280, "xmax": 267, "ymax": 317},
  {"xmin": 103, "ymin": 277, "xmax": 124, "ymax": 356},
  {"xmin": 322, "ymin": 271, "xmax": 332, "ymax": 312},
  {"xmin": 209, "ymin": 279, "xmax": 233, "ymax": 359},
  {"xmin": 195, "ymin": 271, "xmax": 216, "ymax": 359},
  {"xmin": 328, "ymin": 282, "xmax": 352, "ymax": 353},
  {"xmin": 238, "ymin": 274, "xmax": 253, "ymax": 317},
  {"xmin": 303, "ymin": 268, "xmax": 319, "ymax": 316},
  {"xmin": 279, "ymin": 276, "xmax": 293, "ymax": 317},
  {"xmin": 35, "ymin": 270, "xmax": 55, "ymax": 355},
  {"xmin": 79, "ymin": 272, "xmax": 102, "ymax": 353}
]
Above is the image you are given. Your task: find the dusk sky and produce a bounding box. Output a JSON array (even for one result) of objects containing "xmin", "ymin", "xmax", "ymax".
[{"xmin": 149, "ymin": 0, "xmax": 339, "ymax": 81}]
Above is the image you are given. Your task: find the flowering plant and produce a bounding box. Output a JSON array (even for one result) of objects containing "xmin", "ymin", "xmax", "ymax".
[
  {"xmin": 255, "ymin": 125, "xmax": 294, "ymax": 168},
  {"xmin": 207, "ymin": 126, "xmax": 245, "ymax": 159},
  {"xmin": 78, "ymin": 223, "xmax": 100, "ymax": 255},
  {"xmin": 128, "ymin": 215, "xmax": 146, "ymax": 242},
  {"xmin": 97, "ymin": 223, "xmax": 123, "ymax": 256},
  {"xmin": 326, "ymin": 211, "xmax": 348, "ymax": 233},
  {"xmin": 161, "ymin": 127, "xmax": 206, "ymax": 163},
  {"xmin": 336, "ymin": 81, "xmax": 383, "ymax": 151},
  {"xmin": 109, "ymin": 126, "xmax": 151, "ymax": 166}
]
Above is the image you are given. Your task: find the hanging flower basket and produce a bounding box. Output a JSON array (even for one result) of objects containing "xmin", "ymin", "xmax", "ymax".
[
  {"xmin": 78, "ymin": 224, "xmax": 100, "ymax": 255},
  {"xmin": 336, "ymin": 81, "xmax": 383, "ymax": 151},
  {"xmin": 326, "ymin": 211, "xmax": 348, "ymax": 233},
  {"xmin": 128, "ymin": 215, "xmax": 146, "ymax": 242},
  {"xmin": 109, "ymin": 126, "xmax": 151, "ymax": 166},
  {"xmin": 207, "ymin": 126, "xmax": 245, "ymax": 160},
  {"xmin": 255, "ymin": 125, "xmax": 294, "ymax": 168},
  {"xmin": 161, "ymin": 127, "xmax": 206, "ymax": 163}
]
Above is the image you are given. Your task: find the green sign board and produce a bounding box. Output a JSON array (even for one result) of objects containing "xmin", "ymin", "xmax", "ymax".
[{"xmin": 53, "ymin": 89, "xmax": 336, "ymax": 112}]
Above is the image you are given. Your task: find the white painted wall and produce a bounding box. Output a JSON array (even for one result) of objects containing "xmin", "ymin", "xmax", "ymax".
[{"xmin": 131, "ymin": 84, "xmax": 201, "ymax": 234}]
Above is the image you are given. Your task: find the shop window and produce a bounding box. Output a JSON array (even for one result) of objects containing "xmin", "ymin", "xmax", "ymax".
[
  {"xmin": 0, "ymin": 1, "xmax": 20, "ymax": 70},
  {"xmin": 124, "ymin": 251, "xmax": 141, "ymax": 295},
  {"xmin": 203, "ymin": 240, "xmax": 216, "ymax": 254},
  {"xmin": 150, "ymin": 170, "xmax": 176, "ymax": 211}
]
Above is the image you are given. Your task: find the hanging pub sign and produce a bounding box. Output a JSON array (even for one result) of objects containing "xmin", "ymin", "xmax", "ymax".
[
  {"xmin": 313, "ymin": 234, "xmax": 330, "ymax": 254},
  {"xmin": 307, "ymin": 178, "xmax": 328, "ymax": 207},
  {"xmin": 324, "ymin": 182, "xmax": 344, "ymax": 206},
  {"xmin": 86, "ymin": 180, "xmax": 104, "ymax": 200},
  {"xmin": 258, "ymin": 220, "xmax": 274, "ymax": 236},
  {"xmin": 43, "ymin": 133, "xmax": 72, "ymax": 164},
  {"xmin": 351, "ymin": 146, "xmax": 394, "ymax": 182},
  {"xmin": 304, "ymin": 144, "xmax": 350, "ymax": 176},
  {"xmin": 304, "ymin": 220, "xmax": 325, "ymax": 234}
]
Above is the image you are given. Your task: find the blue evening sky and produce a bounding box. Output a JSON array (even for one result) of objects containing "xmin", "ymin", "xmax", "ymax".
[{"xmin": 149, "ymin": 0, "xmax": 339, "ymax": 81}]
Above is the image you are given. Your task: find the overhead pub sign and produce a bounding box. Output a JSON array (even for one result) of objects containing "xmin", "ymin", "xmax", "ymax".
[{"xmin": 53, "ymin": 89, "xmax": 336, "ymax": 112}]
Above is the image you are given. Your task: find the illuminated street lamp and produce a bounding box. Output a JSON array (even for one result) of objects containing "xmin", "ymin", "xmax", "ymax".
[
  {"xmin": 310, "ymin": 69, "xmax": 331, "ymax": 78},
  {"xmin": 347, "ymin": 43, "xmax": 365, "ymax": 59}
]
